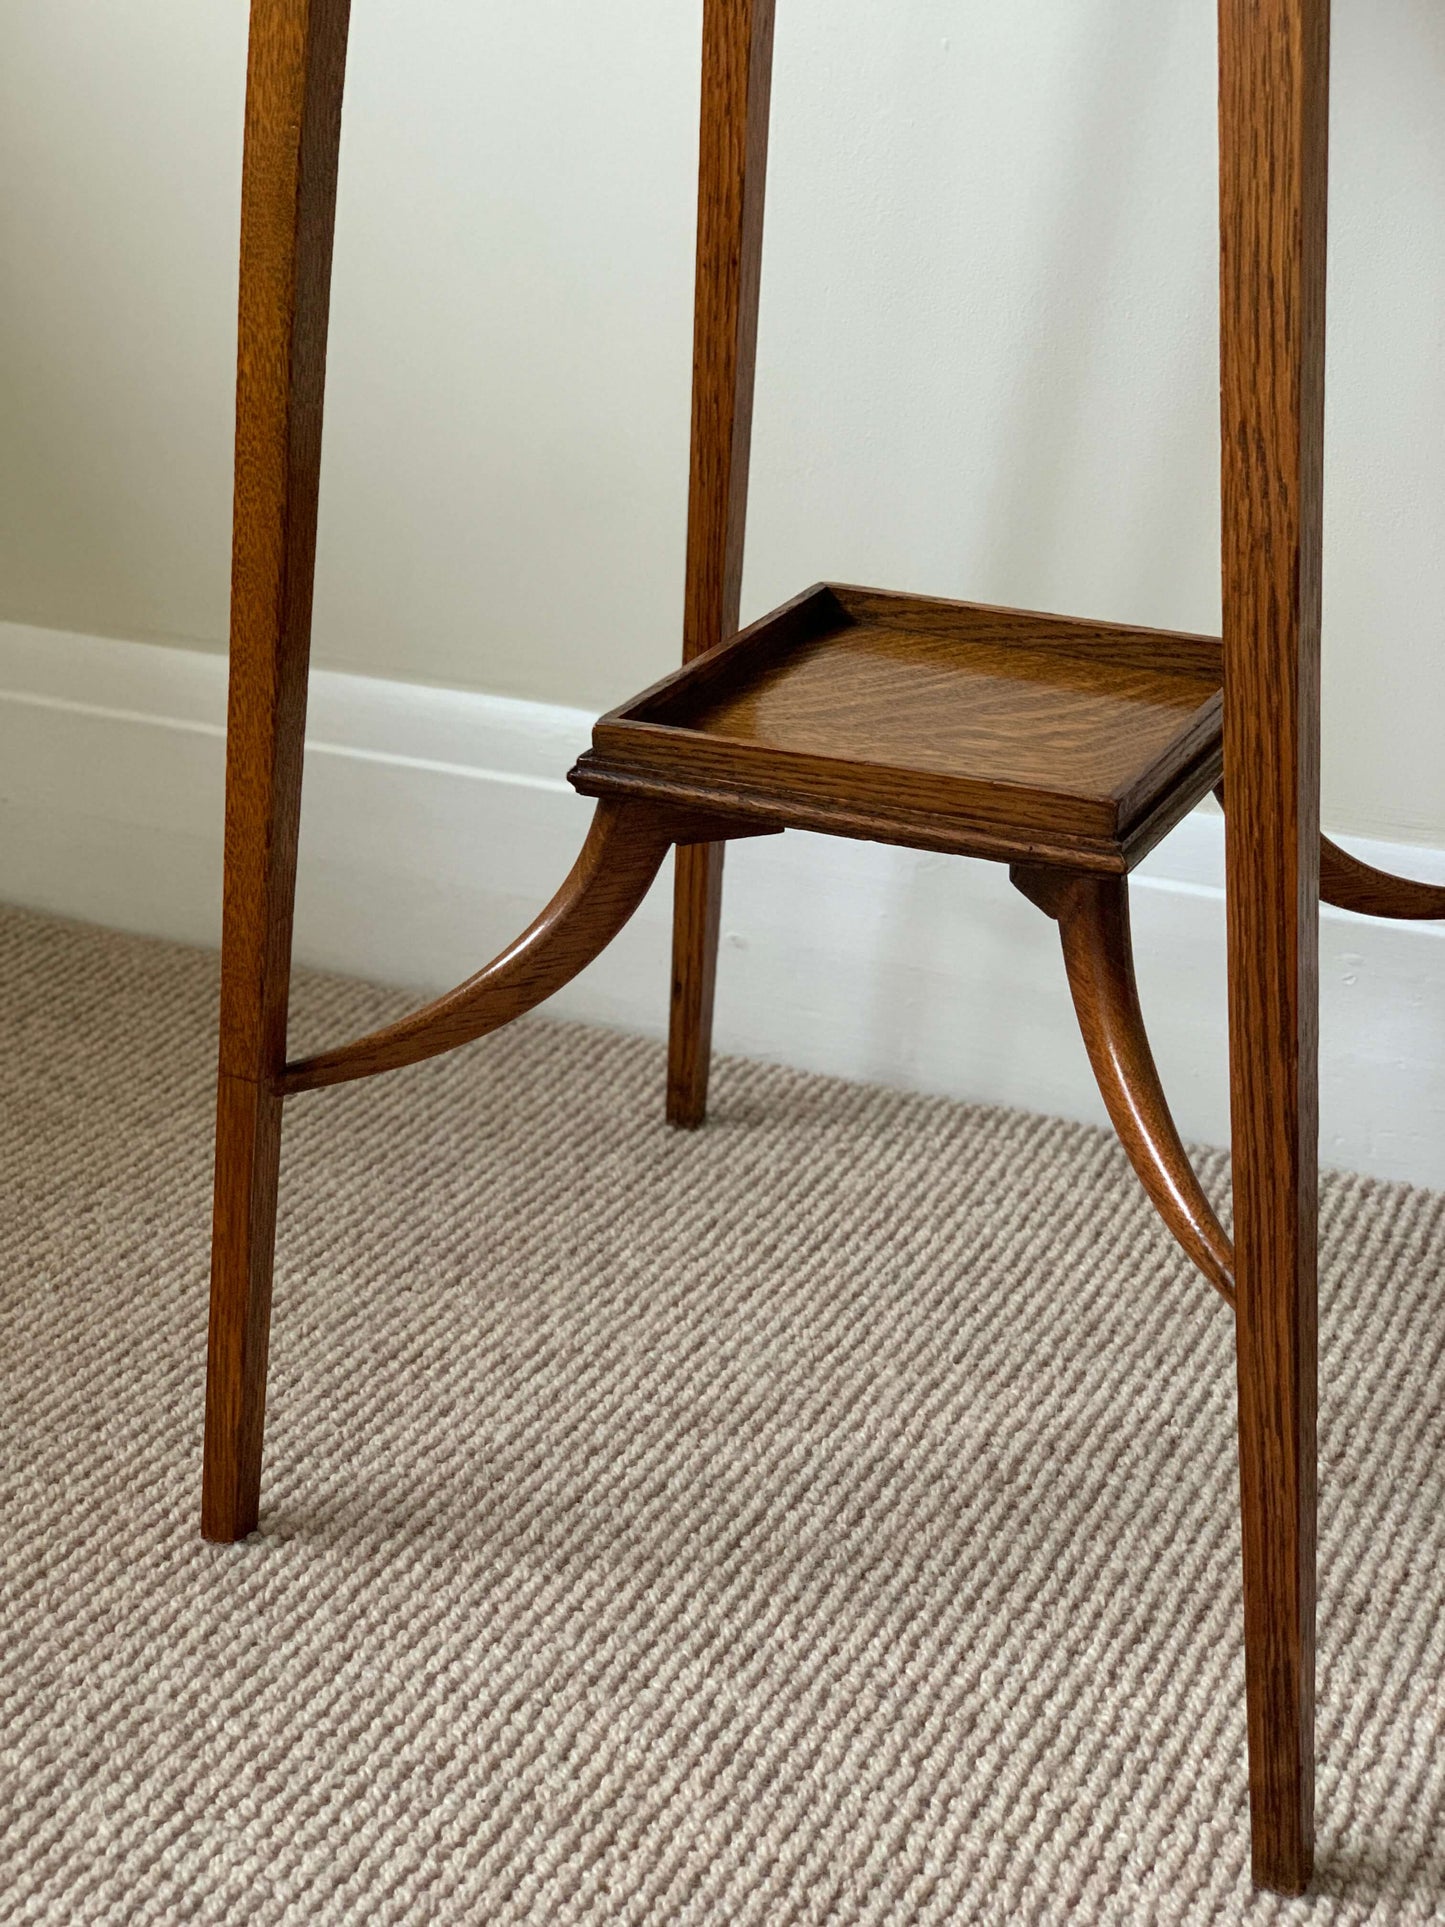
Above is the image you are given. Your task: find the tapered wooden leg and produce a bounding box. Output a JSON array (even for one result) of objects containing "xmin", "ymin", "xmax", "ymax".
[
  {"xmin": 667, "ymin": 840, "xmax": 725, "ymax": 1126},
  {"xmin": 204, "ymin": 1077, "xmax": 285, "ymax": 1541},
  {"xmin": 201, "ymin": 0, "xmax": 351, "ymax": 1542},
  {"xmin": 666, "ymin": 0, "xmax": 776, "ymax": 1125},
  {"xmin": 1233, "ymin": 1166, "xmax": 1318, "ymax": 1896},
  {"xmin": 1219, "ymin": 0, "xmax": 1328, "ymax": 1891}
]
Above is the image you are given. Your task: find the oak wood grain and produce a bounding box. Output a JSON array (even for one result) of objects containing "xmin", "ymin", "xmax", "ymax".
[
  {"xmin": 829, "ymin": 585, "xmax": 1227, "ymax": 680},
  {"xmin": 1219, "ymin": 0, "xmax": 1329, "ymax": 1893},
  {"xmin": 686, "ymin": 633, "xmax": 1212, "ymax": 806},
  {"xmin": 1319, "ymin": 836, "xmax": 1445, "ymax": 920},
  {"xmin": 669, "ymin": 0, "xmax": 777, "ymax": 1128},
  {"xmin": 581, "ymin": 586, "xmax": 1223, "ymax": 866},
  {"xmin": 572, "ymin": 748, "xmax": 1221, "ymax": 875},
  {"xmin": 202, "ymin": 0, "xmax": 351, "ymax": 1545}
]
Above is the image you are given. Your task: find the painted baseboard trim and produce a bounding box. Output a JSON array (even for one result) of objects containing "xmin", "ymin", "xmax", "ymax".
[{"xmin": 3, "ymin": 619, "xmax": 1444, "ymax": 1188}]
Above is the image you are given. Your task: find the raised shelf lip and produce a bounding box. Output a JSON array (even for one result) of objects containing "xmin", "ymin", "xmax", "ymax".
[
  {"xmin": 571, "ymin": 725, "xmax": 1223, "ymax": 876},
  {"xmin": 599, "ymin": 582, "xmax": 1225, "ymax": 740},
  {"xmin": 585, "ymin": 580, "xmax": 1224, "ymax": 859}
]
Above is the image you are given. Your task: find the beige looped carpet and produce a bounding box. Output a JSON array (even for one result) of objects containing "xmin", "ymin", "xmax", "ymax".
[{"xmin": 2, "ymin": 904, "xmax": 1443, "ymax": 1925}]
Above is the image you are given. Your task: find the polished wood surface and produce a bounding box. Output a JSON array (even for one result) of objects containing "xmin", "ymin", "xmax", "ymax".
[
  {"xmin": 203, "ymin": 0, "xmax": 351, "ymax": 1546},
  {"xmin": 1219, "ymin": 0, "xmax": 1329, "ymax": 1894},
  {"xmin": 669, "ymin": 843, "xmax": 725, "ymax": 1123},
  {"xmin": 1013, "ymin": 865, "xmax": 1235, "ymax": 1305},
  {"xmin": 1219, "ymin": 789, "xmax": 1438, "ymax": 925},
  {"xmin": 283, "ymin": 802, "xmax": 777, "ymax": 1094},
  {"xmin": 579, "ymin": 583, "xmax": 1223, "ymax": 868},
  {"xmin": 669, "ymin": 0, "xmax": 777, "ymax": 1128},
  {"xmin": 686, "ymin": 625, "xmax": 1214, "ymax": 794},
  {"xmin": 1319, "ymin": 836, "xmax": 1445, "ymax": 920}
]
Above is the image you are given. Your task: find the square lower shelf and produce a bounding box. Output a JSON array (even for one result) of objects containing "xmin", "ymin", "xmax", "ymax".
[{"xmin": 571, "ymin": 584, "xmax": 1224, "ymax": 870}]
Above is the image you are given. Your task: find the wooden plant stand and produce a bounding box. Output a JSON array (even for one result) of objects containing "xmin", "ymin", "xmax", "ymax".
[{"xmin": 202, "ymin": 0, "xmax": 1444, "ymax": 1892}]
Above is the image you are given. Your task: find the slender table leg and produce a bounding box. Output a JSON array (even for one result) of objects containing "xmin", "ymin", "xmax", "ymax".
[
  {"xmin": 202, "ymin": 0, "xmax": 351, "ymax": 1542},
  {"xmin": 1218, "ymin": 0, "xmax": 1330, "ymax": 1892},
  {"xmin": 666, "ymin": 0, "xmax": 776, "ymax": 1127},
  {"xmin": 669, "ymin": 842, "xmax": 725, "ymax": 1125}
]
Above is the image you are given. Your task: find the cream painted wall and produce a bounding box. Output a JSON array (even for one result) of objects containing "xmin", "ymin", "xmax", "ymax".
[{"xmin": 1, "ymin": 1, "xmax": 1443, "ymax": 843}]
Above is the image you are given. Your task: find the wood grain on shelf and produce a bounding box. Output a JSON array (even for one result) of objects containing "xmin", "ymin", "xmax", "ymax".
[{"xmin": 582, "ymin": 586, "xmax": 1223, "ymax": 863}]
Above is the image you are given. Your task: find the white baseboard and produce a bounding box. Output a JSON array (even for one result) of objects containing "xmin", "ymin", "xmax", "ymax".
[{"xmin": 4, "ymin": 619, "xmax": 1445, "ymax": 1189}]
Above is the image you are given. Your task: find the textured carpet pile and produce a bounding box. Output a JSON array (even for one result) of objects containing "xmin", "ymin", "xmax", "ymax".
[{"xmin": 2, "ymin": 904, "xmax": 1443, "ymax": 1924}]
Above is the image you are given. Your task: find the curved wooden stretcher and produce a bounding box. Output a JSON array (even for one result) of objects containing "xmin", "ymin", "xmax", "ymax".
[{"xmin": 1320, "ymin": 837, "xmax": 1445, "ymax": 920}]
